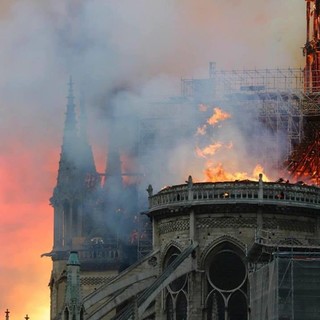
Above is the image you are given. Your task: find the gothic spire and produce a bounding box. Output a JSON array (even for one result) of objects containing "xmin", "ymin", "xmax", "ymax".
[
  {"xmin": 55, "ymin": 77, "xmax": 80, "ymax": 189},
  {"xmin": 63, "ymin": 76, "xmax": 78, "ymax": 147},
  {"xmin": 78, "ymin": 88, "xmax": 97, "ymax": 174}
]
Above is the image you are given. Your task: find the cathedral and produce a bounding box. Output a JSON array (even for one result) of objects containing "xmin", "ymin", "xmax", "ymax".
[
  {"xmin": 47, "ymin": 79, "xmax": 145, "ymax": 320},
  {"xmin": 46, "ymin": 78, "xmax": 320, "ymax": 320}
]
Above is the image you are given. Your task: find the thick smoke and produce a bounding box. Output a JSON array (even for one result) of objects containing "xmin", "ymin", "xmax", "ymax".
[{"xmin": 0, "ymin": 1, "xmax": 305, "ymax": 319}]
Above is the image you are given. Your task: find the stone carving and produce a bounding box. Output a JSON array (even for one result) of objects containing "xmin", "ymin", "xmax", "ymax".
[{"xmin": 159, "ymin": 219, "xmax": 190, "ymax": 234}]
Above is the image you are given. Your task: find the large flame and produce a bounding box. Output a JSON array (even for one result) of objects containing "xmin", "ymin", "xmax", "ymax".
[
  {"xmin": 195, "ymin": 142, "xmax": 223, "ymax": 158},
  {"xmin": 204, "ymin": 162, "xmax": 270, "ymax": 182},
  {"xmin": 195, "ymin": 106, "xmax": 272, "ymax": 183},
  {"xmin": 207, "ymin": 107, "xmax": 231, "ymax": 126},
  {"xmin": 196, "ymin": 106, "xmax": 231, "ymax": 136}
]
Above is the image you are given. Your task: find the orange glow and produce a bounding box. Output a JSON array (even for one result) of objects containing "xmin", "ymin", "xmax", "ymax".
[
  {"xmin": 195, "ymin": 142, "xmax": 222, "ymax": 158},
  {"xmin": 196, "ymin": 107, "xmax": 231, "ymax": 136},
  {"xmin": 0, "ymin": 141, "xmax": 57, "ymax": 320},
  {"xmin": 207, "ymin": 107, "xmax": 231, "ymax": 126},
  {"xmin": 203, "ymin": 162, "xmax": 269, "ymax": 182},
  {"xmin": 120, "ymin": 153, "xmax": 140, "ymax": 185}
]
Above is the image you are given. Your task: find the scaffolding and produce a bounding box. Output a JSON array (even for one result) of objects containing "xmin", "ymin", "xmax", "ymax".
[
  {"xmin": 250, "ymin": 252, "xmax": 320, "ymax": 320},
  {"xmin": 181, "ymin": 66, "xmax": 320, "ymax": 184}
]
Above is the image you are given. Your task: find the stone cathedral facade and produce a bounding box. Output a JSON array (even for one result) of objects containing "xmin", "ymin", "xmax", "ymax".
[{"xmin": 47, "ymin": 82, "xmax": 320, "ymax": 320}]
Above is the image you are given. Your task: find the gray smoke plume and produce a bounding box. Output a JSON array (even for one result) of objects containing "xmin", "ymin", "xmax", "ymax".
[{"xmin": 0, "ymin": 1, "xmax": 305, "ymax": 318}]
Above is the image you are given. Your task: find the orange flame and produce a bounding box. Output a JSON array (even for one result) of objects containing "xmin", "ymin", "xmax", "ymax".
[
  {"xmin": 195, "ymin": 142, "xmax": 223, "ymax": 158},
  {"xmin": 196, "ymin": 106, "xmax": 231, "ymax": 136},
  {"xmin": 120, "ymin": 153, "xmax": 139, "ymax": 185},
  {"xmin": 207, "ymin": 107, "xmax": 231, "ymax": 126},
  {"xmin": 204, "ymin": 162, "xmax": 269, "ymax": 182}
]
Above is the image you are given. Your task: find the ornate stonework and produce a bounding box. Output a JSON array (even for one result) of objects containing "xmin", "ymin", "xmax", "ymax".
[{"xmin": 158, "ymin": 219, "xmax": 190, "ymax": 234}]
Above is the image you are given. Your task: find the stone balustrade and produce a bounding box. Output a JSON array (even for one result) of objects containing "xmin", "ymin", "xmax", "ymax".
[{"xmin": 148, "ymin": 176, "xmax": 320, "ymax": 212}]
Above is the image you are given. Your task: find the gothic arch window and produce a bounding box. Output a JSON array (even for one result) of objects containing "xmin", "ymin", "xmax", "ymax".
[
  {"xmin": 166, "ymin": 293, "xmax": 174, "ymax": 320},
  {"xmin": 176, "ymin": 292, "xmax": 188, "ymax": 320},
  {"xmin": 80, "ymin": 307, "xmax": 84, "ymax": 320},
  {"xmin": 206, "ymin": 291, "xmax": 225, "ymax": 320},
  {"xmin": 163, "ymin": 246, "xmax": 189, "ymax": 319},
  {"xmin": 228, "ymin": 290, "xmax": 247, "ymax": 319},
  {"xmin": 164, "ymin": 246, "xmax": 188, "ymax": 293},
  {"xmin": 205, "ymin": 242, "xmax": 248, "ymax": 320},
  {"xmin": 64, "ymin": 307, "xmax": 69, "ymax": 320},
  {"xmin": 207, "ymin": 250, "xmax": 246, "ymax": 291}
]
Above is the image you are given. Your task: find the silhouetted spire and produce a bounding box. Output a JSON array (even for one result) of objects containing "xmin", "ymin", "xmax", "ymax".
[
  {"xmin": 63, "ymin": 76, "xmax": 78, "ymax": 147},
  {"xmin": 5, "ymin": 309, "xmax": 9, "ymax": 320},
  {"xmin": 55, "ymin": 77, "xmax": 80, "ymax": 189},
  {"xmin": 78, "ymin": 89, "xmax": 97, "ymax": 174}
]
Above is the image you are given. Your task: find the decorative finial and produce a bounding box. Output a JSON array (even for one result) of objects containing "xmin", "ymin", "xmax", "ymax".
[
  {"xmin": 259, "ymin": 173, "xmax": 263, "ymax": 182},
  {"xmin": 5, "ymin": 309, "xmax": 10, "ymax": 320},
  {"xmin": 25, "ymin": 315, "xmax": 29, "ymax": 320},
  {"xmin": 187, "ymin": 175, "xmax": 193, "ymax": 188},
  {"xmin": 147, "ymin": 184, "xmax": 153, "ymax": 197}
]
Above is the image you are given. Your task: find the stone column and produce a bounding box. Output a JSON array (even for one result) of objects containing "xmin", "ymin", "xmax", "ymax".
[
  {"xmin": 190, "ymin": 209, "xmax": 195, "ymax": 242},
  {"xmin": 152, "ymin": 218, "xmax": 160, "ymax": 250},
  {"xmin": 188, "ymin": 271, "xmax": 204, "ymax": 319}
]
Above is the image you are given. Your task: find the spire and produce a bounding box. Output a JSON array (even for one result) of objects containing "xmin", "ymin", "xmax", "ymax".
[
  {"xmin": 78, "ymin": 89, "xmax": 97, "ymax": 174},
  {"xmin": 63, "ymin": 76, "xmax": 78, "ymax": 147},
  {"xmin": 54, "ymin": 76, "xmax": 80, "ymax": 188},
  {"xmin": 5, "ymin": 309, "xmax": 9, "ymax": 320}
]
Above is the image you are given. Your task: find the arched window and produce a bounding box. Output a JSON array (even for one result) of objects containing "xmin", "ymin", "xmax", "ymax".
[
  {"xmin": 80, "ymin": 307, "xmax": 84, "ymax": 320},
  {"xmin": 163, "ymin": 246, "xmax": 189, "ymax": 319},
  {"xmin": 205, "ymin": 242, "xmax": 248, "ymax": 320},
  {"xmin": 228, "ymin": 290, "xmax": 247, "ymax": 320},
  {"xmin": 208, "ymin": 250, "xmax": 246, "ymax": 291},
  {"xmin": 166, "ymin": 294, "xmax": 174, "ymax": 320},
  {"xmin": 64, "ymin": 307, "xmax": 69, "ymax": 320},
  {"xmin": 176, "ymin": 292, "xmax": 188, "ymax": 320},
  {"xmin": 206, "ymin": 291, "xmax": 225, "ymax": 320},
  {"xmin": 164, "ymin": 247, "xmax": 187, "ymax": 293}
]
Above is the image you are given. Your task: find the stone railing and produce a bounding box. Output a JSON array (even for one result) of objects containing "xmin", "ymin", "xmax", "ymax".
[
  {"xmin": 51, "ymin": 246, "xmax": 120, "ymax": 263},
  {"xmin": 148, "ymin": 175, "xmax": 320, "ymax": 212}
]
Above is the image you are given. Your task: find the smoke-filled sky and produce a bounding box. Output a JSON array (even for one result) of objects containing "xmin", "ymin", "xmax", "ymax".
[{"xmin": 0, "ymin": 1, "xmax": 305, "ymax": 319}]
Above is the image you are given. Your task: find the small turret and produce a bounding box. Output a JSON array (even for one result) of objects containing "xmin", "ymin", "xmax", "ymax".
[{"xmin": 63, "ymin": 251, "xmax": 84, "ymax": 320}]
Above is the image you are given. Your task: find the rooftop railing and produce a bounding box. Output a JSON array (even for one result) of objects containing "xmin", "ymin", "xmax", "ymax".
[{"xmin": 148, "ymin": 175, "xmax": 320, "ymax": 212}]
